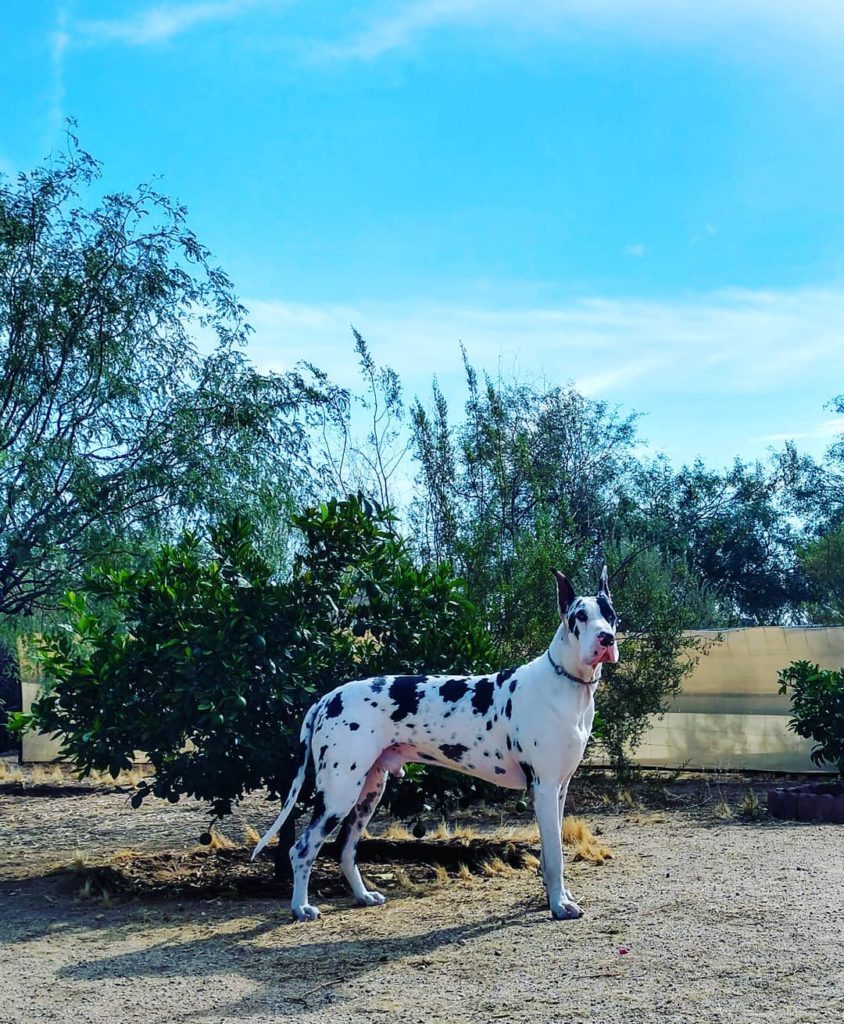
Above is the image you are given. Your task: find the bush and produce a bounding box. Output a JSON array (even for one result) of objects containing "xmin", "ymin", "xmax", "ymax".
[
  {"xmin": 778, "ymin": 660, "xmax": 844, "ymax": 773},
  {"xmin": 23, "ymin": 497, "xmax": 496, "ymax": 830}
]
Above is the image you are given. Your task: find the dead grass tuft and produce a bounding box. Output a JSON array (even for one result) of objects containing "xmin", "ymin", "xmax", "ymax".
[
  {"xmin": 208, "ymin": 831, "xmax": 235, "ymax": 850},
  {"xmin": 562, "ymin": 816, "xmax": 613, "ymax": 864},
  {"xmin": 381, "ymin": 822, "xmax": 413, "ymax": 841},
  {"xmin": 457, "ymin": 861, "xmax": 473, "ymax": 881},
  {"xmin": 393, "ymin": 866, "xmax": 425, "ymax": 894},
  {"xmin": 432, "ymin": 863, "xmax": 449, "ymax": 886},
  {"xmin": 520, "ymin": 851, "xmax": 541, "ymax": 871},
  {"xmin": 243, "ymin": 824, "xmax": 262, "ymax": 846},
  {"xmin": 713, "ymin": 800, "xmax": 733, "ymax": 820},
  {"xmin": 432, "ymin": 821, "xmax": 452, "ymax": 840},
  {"xmin": 480, "ymin": 856, "xmax": 514, "ymax": 877}
]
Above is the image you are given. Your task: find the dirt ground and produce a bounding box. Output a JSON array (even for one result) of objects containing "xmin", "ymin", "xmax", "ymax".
[{"xmin": 1, "ymin": 761, "xmax": 842, "ymax": 1024}]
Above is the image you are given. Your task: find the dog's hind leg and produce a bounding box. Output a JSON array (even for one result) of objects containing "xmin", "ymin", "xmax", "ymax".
[
  {"xmin": 289, "ymin": 782, "xmax": 361, "ymax": 921},
  {"xmin": 337, "ymin": 765, "xmax": 389, "ymax": 906}
]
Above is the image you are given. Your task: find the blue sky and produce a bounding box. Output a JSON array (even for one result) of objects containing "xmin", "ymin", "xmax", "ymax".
[{"xmin": 4, "ymin": 1, "xmax": 844, "ymax": 468}]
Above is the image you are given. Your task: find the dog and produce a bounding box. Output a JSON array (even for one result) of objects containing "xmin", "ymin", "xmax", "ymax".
[{"xmin": 252, "ymin": 566, "xmax": 619, "ymax": 921}]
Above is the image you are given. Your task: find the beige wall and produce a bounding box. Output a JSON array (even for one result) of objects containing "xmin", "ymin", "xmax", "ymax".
[
  {"xmin": 19, "ymin": 627, "xmax": 844, "ymax": 771},
  {"xmin": 618, "ymin": 626, "xmax": 844, "ymax": 772}
]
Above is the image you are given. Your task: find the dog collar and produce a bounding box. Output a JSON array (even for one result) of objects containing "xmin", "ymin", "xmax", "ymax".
[{"xmin": 546, "ymin": 650, "xmax": 597, "ymax": 686}]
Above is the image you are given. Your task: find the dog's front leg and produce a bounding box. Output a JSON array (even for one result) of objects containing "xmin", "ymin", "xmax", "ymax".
[{"xmin": 533, "ymin": 781, "xmax": 582, "ymax": 921}]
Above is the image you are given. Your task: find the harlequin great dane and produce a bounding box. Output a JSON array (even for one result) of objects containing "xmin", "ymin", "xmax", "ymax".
[{"xmin": 252, "ymin": 567, "xmax": 619, "ymax": 921}]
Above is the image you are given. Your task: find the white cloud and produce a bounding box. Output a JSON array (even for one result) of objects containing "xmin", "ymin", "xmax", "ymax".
[
  {"xmin": 625, "ymin": 243, "xmax": 646, "ymax": 258},
  {"xmin": 76, "ymin": 0, "xmax": 275, "ymax": 47},
  {"xmin": 325, "ymin": 0, "xmax": 844, "ymax": 61},
  {"xmin": 758, "ymin": 417, "xmax": 844, "ymax": 443},
  {"xmin": 241, "ymin": 286, "xmax": 844, "ymax": 409}
]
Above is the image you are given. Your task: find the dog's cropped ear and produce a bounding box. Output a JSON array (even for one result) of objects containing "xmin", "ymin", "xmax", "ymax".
[
  {"xmin": 553, "ymin": 569, "xmax": 576, "ymax": 620},
  {"xmin": 598, "ymin": 564, "xmax": 612, "ymax": 601}
]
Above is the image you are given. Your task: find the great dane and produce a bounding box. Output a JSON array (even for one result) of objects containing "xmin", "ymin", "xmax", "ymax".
[{"xmin": 252, "ymin": 566, "xmax": 619, "ymax": 921}]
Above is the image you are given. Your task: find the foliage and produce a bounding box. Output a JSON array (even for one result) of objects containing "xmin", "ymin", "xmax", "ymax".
[
  {"xmin": 0, "ymin": 129, "xmax": 325, "ymax": 615},
  {"xmin": 410, "ymin": 355, "xmax": 710, "ymax": 772},
  {"xmin": 797, "ymin": 524, "xmax": 844, "ymax": 624},
  {"xmin": 24, "ymin": 498, "xmax": 494, "ymax": 824},
  {"xmin": 778, "ymin": 661, "xmax": 844, "ymax": 773}
]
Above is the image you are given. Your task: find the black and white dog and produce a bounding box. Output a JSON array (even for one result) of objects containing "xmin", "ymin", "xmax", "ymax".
[{"xmin": 253, "ymin": 567, "xmax": 619, "ymax": 921}]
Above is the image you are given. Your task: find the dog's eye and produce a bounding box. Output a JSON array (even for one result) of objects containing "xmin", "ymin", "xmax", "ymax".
[{"xmin": 575, "ymin": 610, "xmax": 588, "ymax": 623}]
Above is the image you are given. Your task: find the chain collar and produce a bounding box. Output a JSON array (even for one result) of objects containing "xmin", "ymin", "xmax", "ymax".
[{"xmin": 546, "ymin": 649, "xmax": 598, "ymax": 686}]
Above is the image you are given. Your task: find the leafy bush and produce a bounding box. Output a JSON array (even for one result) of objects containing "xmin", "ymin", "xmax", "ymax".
[
  {"xmin": 778, "ymin": 660, "xmax": 844, "ymax": 773},
  {"xmin": 23, "ymin": 498, "xmax": 495, "ymax": 835}
]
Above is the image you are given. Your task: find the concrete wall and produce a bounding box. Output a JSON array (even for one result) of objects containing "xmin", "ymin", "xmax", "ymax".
[
  {"xmin": 620, "ymin": 626, "xmax": 844, "ymax": 772},
  {"xmin": 19, "ymin": 626, "xmax": 844, "ymax": 771}
]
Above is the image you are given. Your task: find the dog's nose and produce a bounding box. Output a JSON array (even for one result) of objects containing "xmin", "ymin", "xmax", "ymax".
[{"xmin": 597, "ymin": 631, "xmax": 615, "ymax": 647}]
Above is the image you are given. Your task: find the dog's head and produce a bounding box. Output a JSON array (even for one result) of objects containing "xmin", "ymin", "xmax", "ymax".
[{"xmin": 553, "ymin": 565, "xmax": 620, "ymax": 671}]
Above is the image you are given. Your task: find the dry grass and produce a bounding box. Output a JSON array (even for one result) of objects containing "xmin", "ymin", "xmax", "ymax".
[
  {"xmin": 738, "ymin": 790, "xmax": 762, "ymax": 818},
  {"xmin": 208, "ymin": 831, "xmax": 235, "ymax": 850},
  {"xmin": 432, "ymin": 863, "xmax": 449, "ymax": 886},
  {"xmin": 480, "ymin": 856, "xmax": 515, "ymax": 878},
  {"xmin": 457, "ymin": 862, "xmax": 473, "ymax": 881},
  {"xmin": 393, "ymin": 866, "xmax": 425, "ymax": 894},
  {"xmin": 381, "ymin": 822, "xmax": 413, "ymax": 841},
  {"xmin": 520, "ymin": 851, "xmax": 541, "ymax": 871},
  {"xmin": 713, "ymin": 800, "xmax": 733, "ymax": 820},
  {"xmin": 562, "ymin": 816, "xmax": 613, "ymax": 864},
  {"xmin": 243, "ymin": 824, "xmax": 262, "ymax": 846}
]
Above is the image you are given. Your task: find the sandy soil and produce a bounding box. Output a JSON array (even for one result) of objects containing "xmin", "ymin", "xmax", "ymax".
[{"xmin": 1, "ymin": 764, "xmax": 842, "ymax": 1024}]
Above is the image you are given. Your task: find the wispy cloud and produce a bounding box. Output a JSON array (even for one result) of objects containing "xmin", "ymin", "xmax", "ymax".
[
  {"xmin": 240, "ymin": 285, "xmax": 844, "ymax": 408},
  {"xmin": 758, "ymin": 417, "xmax": 844, "ymax": 443},
  {"xmin": 75, "ymin": 0, "xmax": 274, "ymax": 47},
  {"xmin": 324, "ymin": 0, "xmax": 844, "ymax": 62},
  {"xmin": 625, "ymin": 243, "xmax": 646, "ymax": 258},
  {"xmin": 46, "ymin": 3, "xmax": 71, "ymax": 147}
]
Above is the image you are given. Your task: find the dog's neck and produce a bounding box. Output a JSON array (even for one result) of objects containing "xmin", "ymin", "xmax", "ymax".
[{"xmin": 547, "ymin": 626, "xmax": 601, "ymax": 686}]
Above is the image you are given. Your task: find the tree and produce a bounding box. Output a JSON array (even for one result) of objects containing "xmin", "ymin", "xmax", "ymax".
[
  {"xmin": 0, "ymin": 130, "xmax": 325, "ymax": 616},
  {"xmin": 410, "ymin": 356, "xmax": 709, "ymax": 772},
  {"xmin": 23, "ymin": 498, "xmax": 495, "ymax": 867}
]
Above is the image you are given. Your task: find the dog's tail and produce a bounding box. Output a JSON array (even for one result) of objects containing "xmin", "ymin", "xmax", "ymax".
[{"xmin": 251, "ymin": 703, "xmax": 318, "ymax": 861}]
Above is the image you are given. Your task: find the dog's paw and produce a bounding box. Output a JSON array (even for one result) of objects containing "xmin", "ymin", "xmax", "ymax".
[
  {"xmin": 291, "ymin": 904, "xmax": 321, "ymax": 922},
  {"xmin": 356, "ymin": 890, "xmax": 387, "ymax": 908},
  {"xmin": 550, "ymin": 899, "xmax": 583, "ymax": 921}
]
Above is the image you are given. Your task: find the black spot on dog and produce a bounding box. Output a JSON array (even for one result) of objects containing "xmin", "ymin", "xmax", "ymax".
[
  {"xmin": 333, "ymin": 762, "xmax": 338, "ymax": 769},
  {"xmin": 515, "ymin": 741, "xmax": 523, "ymax": 753},
  {"xmin": 506, "ymin": 736, "xmax": 512, "ymax": 750},
  {"xmin": 471, "ymin": 678, "xmax": 495, "ymax": 715},
  {"xmin": 486, "ymin": 720, "xmax": 493, "ymax": 731},
  {"xmin": 573, "ymin": 624, "xmax": 580, "ymax": 638},
  {"xmin": 439, "ymin": 742, "xmax": 469, "ymax": 762},
  {"xmin": 567, "ymin": 612, "xmax": 577, "ymax": 633},
  {"xmin": 325, "ymin": 693, "xmax": 343, "ymax": 719},
  {"xmin": 509, "ymin": 678, "xmax": 518, "ymax": 693},
  {"xmin": 495, "ymin": 766, "xmax": 506, "ymax": 775},
  {"xmin": 439, "ymin": 678, "xmax": 469, "ymax": 703},
  {"xmin": 597, "ymin": 595, "xmax": 617, "ymax": 627},
  {"xmin": 519, "ymin": 761, "xmax": 534, "ymax": 789},
  {"xmin": 337, "ymin": 814, "xmax": 354, "ymax": 854},
  {"xmin": 348, "ymin": 722, "xmax": 360, "ymax": 731},
  {"xmin": 389, "ymin": 676, "xmax": 424, "ymax": 721},
  {"xmin": 318, "ymin": 744, "xmax": 328, "ymax": 765},
  {"xmin": 496, "ymin": 667, "xmax": 517, "ymax": 686},
  {"xmin": 504, "ymin": 698, "xmax": 512, "ymax": 719},
  {"xmin": 350, "ymin": 762, "xmax": 356, "ymax": 771},
  {"xmin": 370, "ymin": 677, "xmax": 386, "ymax": 694},
  {"xmin": 418, "ymin": 752, "xmax": 438, "ymax": 762},
  {"xmin": 322, "ymin": 814, "xmax": 340, "ymax": 837}
]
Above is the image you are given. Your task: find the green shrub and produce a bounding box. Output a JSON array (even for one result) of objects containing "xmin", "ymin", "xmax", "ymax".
[
  {"xmin": 778, "ymin": 660, "xmax": 844, "ymax": 773},
  {"xmin": 23, "ymin": 497, "xmax": 495, "ymax": 830}
]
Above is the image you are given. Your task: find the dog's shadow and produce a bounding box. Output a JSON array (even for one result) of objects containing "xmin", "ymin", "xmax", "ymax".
[{"xmin": 56, "ymin": 895, "xmax": 545, "ymax": 1017}]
